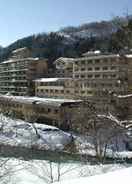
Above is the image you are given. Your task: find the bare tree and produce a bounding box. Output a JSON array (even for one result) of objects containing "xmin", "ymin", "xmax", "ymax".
[
  {"xmin": 70, "ymin": 101, "xmax": 127, "ymax": 163},
  {"xmin": 26, "ymin": 159, "xmax": 80, "ymax": 184}
]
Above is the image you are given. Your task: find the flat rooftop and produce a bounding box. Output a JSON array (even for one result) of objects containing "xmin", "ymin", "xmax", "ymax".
[
  {"xmin": 0, "ymin": 95, "xmax": 82, "ymax": 107},
  {"xmin": 1, "ymin": 57, "xmax": 39, "ymax": 64},
  {"xmin": 34, "ymin": 78, "xmax": 72, "ymax": 82}
]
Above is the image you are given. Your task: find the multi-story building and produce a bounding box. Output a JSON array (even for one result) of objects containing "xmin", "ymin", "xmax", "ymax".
[
  {"xmin": 41, "ymin": 52, "xmax": 132, "ymax": 98},
  {"xmin": 0, "ymin": 48, "xmax": 48, "ymax": 96},
  {"xmin": 34, "ymin": 77, "xmax": 102, "ymax": 100},
  {"xmin": 73, "ymin": 53, "xmax": 129, "ymax": 96},
  {"xmin": 37, "ymin": 51, "xmax": 132, "ymax": 115},
  {"xmin": 0, "ymin": 48, "xmax": 132, "ymax": 122},
  {"xmin": 54, "ymin": 57, "xmax": 74, "ymax": 77},
  {"xmin": 34, "ymin": 78, "xmax": 75, "ymax": 99},
  {"xmin": 11, "ymin": 47, "xmax": 32, "ymax": 59}
]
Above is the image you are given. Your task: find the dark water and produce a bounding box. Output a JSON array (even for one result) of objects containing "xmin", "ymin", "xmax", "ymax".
[
  {"xmin": 0, "ymin": 145, "xmax": 81, "ymax": 163},
  {"xmin": 0, "ymin": 145, "xmax": 132, "ymax": 164}
]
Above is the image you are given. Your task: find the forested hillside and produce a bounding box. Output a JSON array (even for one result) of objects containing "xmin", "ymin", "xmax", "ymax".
[{"xmin": 0, "ymin": 16, "xmax": 132, "ymax": 68}]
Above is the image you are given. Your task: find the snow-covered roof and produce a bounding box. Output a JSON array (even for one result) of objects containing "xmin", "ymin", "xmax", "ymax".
[
  {"xmin": 54, "ymin": 54, "xmax": 120, "ymax": 64},
  {"xmin": 74, "ymin": 54, "xmax": 120, "ymax": 61},
  {"xmin": 1, "ymin": 57, "xmax": 39, "ymax": 64},
  {"xmin": 12, "ymin": 47, "xmax": 28, "ymax": 54},
  {"xmin": 81, "ymin": 50, "xmax": 119, "ymax": 59},
  {"xmin": 54, "ymin": 53, "xmax": 132, "ymax": 65},
  {"xmin": 54, "ymin": 57, "xmax": 74, "ymax": 64},
  {"xmin": 34, "ymin": 78, "xmax": 72, "ymax": 82},
  {"xmin": 54, "ymin": 167, "xmax": 132, "ymax": 184},
  {"xmin": 0, "ymin": 95, "xmax": 82, "ymax": 107},
  {"xmin": 82, "ymin": 50, "xmax": 101, "ymax": 56},
  {"xmin": 33, "ymin": 123, "xmax": 59, "ymax": 130},
  {"xmin": 125, "ymin": 54, "xmax": 132, "ymax": 58},
  {"xmin": 117, "ymin": 94, "xmax": 132, "ymax": 98}
]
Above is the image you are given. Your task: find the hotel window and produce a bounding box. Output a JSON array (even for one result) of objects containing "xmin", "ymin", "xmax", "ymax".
[
  {"xmin": 88, "ymin": 60, "xmax": 93, "ymax": 64},
  {"xmin": 88, "ymin": 74, "xmax": 93, "ymax": 78},
  {"xmin": 88, "ymin": 67, "xmax": 92, "ymax": 71},
  {"xmin": 103, "ymin": 74, "xmax": 108, "ymax": 78},
  {"xmin": 54, "ymin": 109, "xmax": 58, "ymax": 114},
  {"xmin": 48, "ymin": 108, "xmax": 51, "ymax": 113},
  {"xmin": 66, "ymin": 90, "xmax": 70, "ymax": 93},
  {"xmin": 87, "ymin": 91, "xmax": 92, "ymax": 94},
  {"xmin": 95, "ymin": 74, "xmax": 100, "ymax": 78},
  {"xmin": 81, "ymin": 68, "xmax": 85, "ymax": 71},
  {"xmin": 81, "ymin": 75, "xmax": 85, "ymax": 78},
  {"xmin": 103, "ymin": 66, "xmax": 108, "ymax": 70},
  {"xmin": 75, "ymin": 75, "xmax": 79, "ymax": 78},
  {"xmin": 81, "ymin": 90, "xmax": 85, "ymax": 94},
  {"xmin": 111, "ymin": 74, "xmax": 117, "ymax": 78},
  {"xmin": 40, "ymin": 82, "xmax": 44, "ymax": 86},
  {"xmin": 95, "ymin": 67, "xmax": 100, "ymax": 71},
  {"xmin": 95, "ymin": 59, "xmax": 100, "ymax": 64},
  {"xmin": 81, "ymin": 60, "xmax": 86, "ymax": 65},
  {"xmin": 75, "ymin": 83, "xmax": 79, "ymax": 87}
]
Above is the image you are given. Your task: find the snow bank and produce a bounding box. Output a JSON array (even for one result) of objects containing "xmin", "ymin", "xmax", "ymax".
[
  {"xmin": 54, "ymin": 167, "xmax": 132, "ymax": 184},
  {"xmin": 9, "ymin": 158, "xmax": 128, "ymax": 184},
  {"xmin": 0, "ymin": 115, "xmax": 72, "ymax": 151}
]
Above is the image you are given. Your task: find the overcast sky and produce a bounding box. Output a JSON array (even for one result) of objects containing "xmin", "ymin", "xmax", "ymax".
[{"xmin": 0, "ymin": 0, "xmax": 131, "ymax": 47}]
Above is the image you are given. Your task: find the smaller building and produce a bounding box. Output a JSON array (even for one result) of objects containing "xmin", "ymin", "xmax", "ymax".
[
  {"xmin": 34, "ymin": 78, "xmax": 75, "ymax": 99},
  {"xmin": 0, "ymin": 95, "xmax": 82, "ymax": 129},
  {"xmin": 11, "ymin": 47, "xmax": 32, "ymax": 59},
  {"xmin": 54, "ymin": 57, "xmax": 74, "ymax": 77}
]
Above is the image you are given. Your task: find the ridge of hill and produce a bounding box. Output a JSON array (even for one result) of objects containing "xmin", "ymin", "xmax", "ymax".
[{"xmin": 0, "ymin": 15, "xmax": 132, "ymax": 67}]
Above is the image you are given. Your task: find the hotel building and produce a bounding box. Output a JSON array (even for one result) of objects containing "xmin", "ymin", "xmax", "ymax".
[{"xmin": 0, "ymin": 48, "xmax": 48, "ymax": 96}]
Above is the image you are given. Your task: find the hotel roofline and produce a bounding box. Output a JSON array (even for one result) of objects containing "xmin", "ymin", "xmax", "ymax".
[{"xmin": 0, "ymin": 95, "xmax": 82, "ymax": 107}]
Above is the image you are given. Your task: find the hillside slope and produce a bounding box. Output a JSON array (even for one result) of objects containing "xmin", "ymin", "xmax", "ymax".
[{"xmin": 0, "ymin": 16, "xmax": 132, "ymax": 68}]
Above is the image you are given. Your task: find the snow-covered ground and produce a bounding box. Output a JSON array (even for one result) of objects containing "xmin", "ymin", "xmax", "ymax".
[
  {"xmin": 54, "ymin": 166, "xmax": 132, "ymax": 184},
  {"xmin": 74, "ymin": 133, "xmax": 132, "ymax": 159},
  {"xmin": 0, "ymin": 115, "xmax": 72, "ymax": 151},
  {"xmin": 0, "ymin": 114, "xmax": 132, "ymax": 158},
  {"xmin": 0, "ymin": 115, "xmax": 131, "ymax": 183},
  {"xmin": 1, "ymin": 157, "xmax": 130, "ymax": 184}
]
